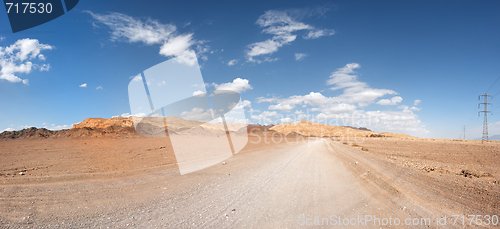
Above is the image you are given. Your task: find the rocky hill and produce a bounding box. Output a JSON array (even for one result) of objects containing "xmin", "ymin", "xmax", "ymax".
[
  {"xmin": 0, "ymin": 127, "xmax": 56, "ymax": 139},
  {"xmin": 1, "ymin": 118, "xmax": 137, "ymax": 139},
  {"xmin": 270, "ymin": 120, "xmax": 412, "ymax": 138},
  {"xmin": 73, "ymin": 117, "xmax": 134, "ymax": 129},
  {"xmin": 1, "ymin": 118, "xmax": 413, "ymax": 139}
]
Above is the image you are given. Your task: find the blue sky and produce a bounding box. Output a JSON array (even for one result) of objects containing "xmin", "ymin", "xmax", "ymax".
[{"xmin": 0, "ymin": 0, "xmax": 499, "ymax": 138}]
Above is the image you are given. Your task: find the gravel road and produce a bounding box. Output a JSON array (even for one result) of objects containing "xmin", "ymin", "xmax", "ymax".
[{"xmin": 1, "ymin": 138, "xmax": 493, "ymax": 228}]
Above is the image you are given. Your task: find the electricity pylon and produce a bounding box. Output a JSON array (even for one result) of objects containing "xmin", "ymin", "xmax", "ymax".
[{"xmin": 479, "ymin": 93, "xmax": 491, "ymax": 143}]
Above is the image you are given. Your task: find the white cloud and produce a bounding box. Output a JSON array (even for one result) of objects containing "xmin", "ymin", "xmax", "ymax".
[
  {"xmin": 408, "ymin": 99, "xmax": 422, "ymax": 111},
  {"xmin": 38, "ymin": 64, "xmax": 50, "ymax": 72},
  {"xmin": 214, "ymin": 78, "xmax": 252, "ymax": 93},
  {"xmin": 304, "ymin": 29, "xmax": 335, "ymax": 39},
  {"xmin": 227, "ymin": 59, "xmax": 238, "ymax": 66},
  {"xmin": 96, "ymin": 85, "xmax": 103, "ymax": 90},
  {"xmin": 88, "ymin": 11, "xmax": 203, "ymax": 66},
  {"xmin": 159, "ymin": 34, "xmax": 197, "ymax": 66},
  {"xmin": 326, "ymin": 63, "xmax": 362, "ymax": 89},
  {"xmin": 247, "ymin": 39, "xmax": 285, "ymax": 58},
  {"xmin": 79, "ymin": 83, "xmax": 88, "ymax": 88},
  {"xmin": 294, "ymin": 53, "xmax": 307, "ymax": 61},
  {"xmin": 2, "ymin": 128, "xmax": 15, "ymax": 132},
  {"xmin": 112, "ymin": 112, "xmax": 146, "ymax": 118},
  {"xmin": 246, "ymin": 10, "xmax": 333, "ymax": 62},
  {"xmin": 266, "ymin": 92, "xmax": 332, "ymax": 111},
  {"xmin": 3, "ymin": 123, "xmax": 70, "ymax": 132},
  {"xmin": 251, "ymin": 111, "xmax": 278, "ymax": 124},
  {"xmin": 180, "ymin": 107, "xmax": 212, "ymax": 121},
  {"xmin": 44, "ymin": 124, "xmax": 71, "ymax": 130},
  {"xmin": 0, "ymin": 38, "xmax": 53, "ymax": 84},
  {"xmin": 256, "ymin": 97, "xmax": 278, "ymax": 103},
  {"xmin": 327, "ymin": 63, "xmax": 396, "ymax": 106},
  {"xmin": 269, "ymin": 103, "xmax": 295, "ymax": 111},
  {"xmin": 253, "ymin": 63, "xmax": 427, "ymax": 135},
  {"xmin": 113, "ymin": 112, "xmax": 130, "ymax": 118},
  {"xmin": 87, "ymin": 11, "xmax": 175, "ymax": 45},
  {"xmin": 192, "ymin": 90, "xmax": 205, "ymax": 96},
  {"xmin": 363, "ymin": 109, "xmax": 427, "ymax": 134},
  {"xmin": 280, "ymin": 117, "xmax": 293, "ymax": 123},
  {"xmin": 377, "ymin": 96, "xmax": 403, "ymax": 106},
  {"xmin": 237, "ymin": 99, "xmax": 252, "ymax": 109},
  {"xmin": 159, "ymin": 34, "xmax": 192, "ymax": 56}
]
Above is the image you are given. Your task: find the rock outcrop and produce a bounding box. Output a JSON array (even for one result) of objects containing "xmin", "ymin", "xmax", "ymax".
[
  {"xmin": 270, "ymin": 120, "xmax": 412, "ymax": 138},
  {"xmin": 1, "ymin": 118, "xmax": 413, "ymax": 139},
  {"xmin": 73, "ymin": 117, "xmax": 134, "ymax": 129}
]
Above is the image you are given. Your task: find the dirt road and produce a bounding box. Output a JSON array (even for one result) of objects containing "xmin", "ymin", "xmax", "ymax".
[{"xmin": 0, "ymin": 138, "xmax": 497, "ymax": 228}]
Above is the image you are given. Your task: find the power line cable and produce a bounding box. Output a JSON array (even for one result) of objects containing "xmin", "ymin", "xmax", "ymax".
[
  {"xmin": 492, "ymin": 90, "xmax": 500, "ymax": 98},
  {"xmin": 490, "ymin": 103, "xmax": 500, "ymax": 111},
  {"xmin": 486, "ymin": 75, "xmax": 500, "ymax": 93}
]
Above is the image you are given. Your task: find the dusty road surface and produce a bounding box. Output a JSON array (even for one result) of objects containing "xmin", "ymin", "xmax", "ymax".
[{"xmin": 1, "ymin": 138, "xmax": 499, "ymax": 228}]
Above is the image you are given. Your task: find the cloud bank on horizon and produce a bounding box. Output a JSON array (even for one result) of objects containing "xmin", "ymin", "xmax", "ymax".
[{"xmin": 251, "ymin": 63, "xmax": 426, "ymax": 134}]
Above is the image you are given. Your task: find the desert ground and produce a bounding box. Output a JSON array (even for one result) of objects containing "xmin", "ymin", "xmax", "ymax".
[{"xmin": 0, "ymin": 120, "xmax": 499, "ymax": 228}]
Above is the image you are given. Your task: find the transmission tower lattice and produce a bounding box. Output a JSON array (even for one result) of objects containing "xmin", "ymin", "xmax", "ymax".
[{"xmin": 479, "ymin": 93, "xmax": 491, "ymax": 143}]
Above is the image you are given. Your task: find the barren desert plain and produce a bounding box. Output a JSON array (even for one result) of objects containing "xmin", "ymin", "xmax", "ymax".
[{"xmin": 0, "ymin": 118, "xmax": 498, "ymax": 228}]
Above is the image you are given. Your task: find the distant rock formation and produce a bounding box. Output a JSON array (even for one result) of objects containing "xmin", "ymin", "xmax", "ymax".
[
  {"xmin": 1, "ymin": 118, "xmax": 137, "ymax": 139},
  {"xmin": 270, "ymin": 120, "xmax": 412, "ymax": 138},
  {"xmin": 0, "ymin": 127, "xmax": 55, "ymax": 139},
  {"xmin": 247, "ymin": 124, "xmax": 274, "ymax": 133},
  {"xmin": 0, "ymin": 118, "xmax": 413, "ymax": 140},
  {"xmin": 73, "ymin": 117, "xmax": 134, "ymax": 129}
]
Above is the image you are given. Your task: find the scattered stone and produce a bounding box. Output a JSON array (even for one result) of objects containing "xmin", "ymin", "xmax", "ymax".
[
  {"xmin": 222, "ymin": 161, "xmax": 227, "ymax": 165},
  {"xmin": 460, "ymin": 170, "xmax": 478, "ymax": 178},
  {"xmin": 423, "ymin": 167, "xmax": 435, "ymax": 173},
  {"xmin": 18, "ymin": 170, "xmax": 26, "ymax": 176}
]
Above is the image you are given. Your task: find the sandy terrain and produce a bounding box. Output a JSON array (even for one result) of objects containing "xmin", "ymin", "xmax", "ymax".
[
  {"xmin": 337, "ymin": 137, "xmax": 500, "ymax": 215},
  {"xmin": 0, "ymin": 132, "xmax": 499, "ymax": 228},
  {"xmin": 0, "ymin": 137, "xmax": 173, "ymax": 183}
]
